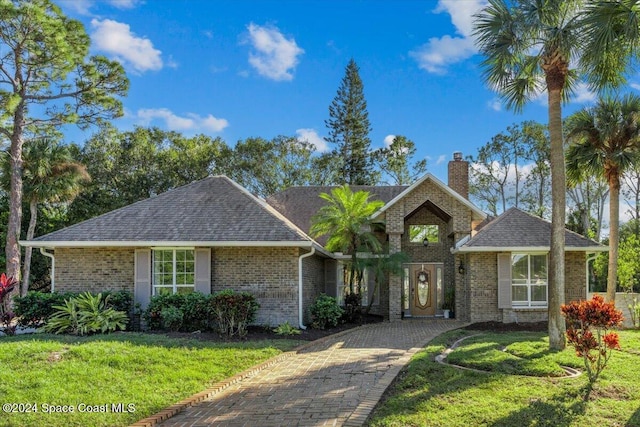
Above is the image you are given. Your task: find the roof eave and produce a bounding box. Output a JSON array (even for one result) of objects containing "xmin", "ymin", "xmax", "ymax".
[
  {"xmin": 452, "ymin": 245, "xmax": 609, "ymax": 254},
  {"xmin": 19, "ymin": 240, "xmax": 316, "ymax": 249}
]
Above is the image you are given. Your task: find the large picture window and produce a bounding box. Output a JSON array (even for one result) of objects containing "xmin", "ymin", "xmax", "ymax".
[
  {"xmin": 511, "ymin": 254, "xmax": 547, "ymax": 307},
  {"xmin": 153, "ymin": 249, "xmax": 195, "ymax": 295},
  {"xmin": 409, "ymin": 225, "xmax": 439, "ymax": 244}
]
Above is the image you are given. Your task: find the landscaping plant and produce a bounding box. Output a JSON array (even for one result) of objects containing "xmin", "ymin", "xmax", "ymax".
[
  {"xmin": 209, "ymin": 290, "xmax": 259, "ymax": 337},
  {"xmin": 561, "ymin": 294, "xmax": 623, "ymax": 388},
  {"xmin": 273, "ymin": 321, "xmax": 302, "ymax": 335},
  {"xmin": 0, "ymin": 273, "xmax": 18, "ymax": 335},
  {"xmin": 43, "ymin": 292, "xmax": 128, "ymax": 335},
  {"xmin": 310, "ymin": 294, "xmax": 344, "ymax": 329}
]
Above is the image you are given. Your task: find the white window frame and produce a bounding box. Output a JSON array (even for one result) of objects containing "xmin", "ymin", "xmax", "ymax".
[
  {"xmin": 152, "ymin": 248, "xmax": 196, "ymax": 295},
  {"xmin": 336, "ymin": 262, "xmax": 376, "ymax": 306},
  {"xmin": 511, "ymin": 253, "xmax": 548, "ymax": 308}
]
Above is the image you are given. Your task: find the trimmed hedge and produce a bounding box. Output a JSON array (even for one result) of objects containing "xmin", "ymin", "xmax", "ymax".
[{"xmin": 143, "ymin": 290, "xmax": 259, "ymax": 336}]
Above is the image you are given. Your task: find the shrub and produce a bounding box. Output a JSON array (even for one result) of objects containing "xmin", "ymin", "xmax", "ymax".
[
  {"xmin": 209, "ymin": 290, "xmax": 259, "ymax": 337},
  {"xmin": 273, "ymin": 321, "xmax": 302, "ymax": 335},
  {"xmin": 14, "ymin": 290, "xmax": 132, "ymax": 328},
  {"xmin": 310, "ymin": 294, "xmax": 344, "ymax": 329},
  {"xmin": 42, "ymin": 292, "xmax": 128, "ymax": 336},
  {"xmin": 342, "ymin": 292, "xmax": 361, "ymax": 323},
  {"xmin": 161, "ymin": 306, "xmax": 184, "ymax": 331},
  {"xmin": 143, "ymin": 292, "xmax": 211, "ymax": 332},
  {"xmin": 0, "ymin": 273, "xmax": 18, "ymax": 335},
  {"xmin": 562, "ymin": 294, "xmax": 623, "ymax": 388}
]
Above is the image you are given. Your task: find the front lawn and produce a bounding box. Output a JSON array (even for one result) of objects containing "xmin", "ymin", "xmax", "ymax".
[
  {"xmin": 368, "ymin": 329, "xmax": 640, "ymax": 427},
  {"xmin": 0, "ymin": 333, "xmax": 303, "ymax": 427}
]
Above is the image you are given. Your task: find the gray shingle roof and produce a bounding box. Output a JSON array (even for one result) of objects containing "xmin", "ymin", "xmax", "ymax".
[
  {"xmin": 30, "ymin": 176, "xmax": 313, "ymax": 244},
  {"xmin": 266, "ymin": 185, "xmax": 407, "ymax": 245},
  {"xmin": 460, "ymin": 207, "xmax": 605, "ymax": 250}
]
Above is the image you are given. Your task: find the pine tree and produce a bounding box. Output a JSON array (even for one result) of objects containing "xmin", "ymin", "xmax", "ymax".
[{"xmin": 325, "ymin": 59, "xmax": 377, "ymax": 185}]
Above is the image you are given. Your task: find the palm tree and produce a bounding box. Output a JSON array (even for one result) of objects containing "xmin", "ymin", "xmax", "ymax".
[
  {"xmin": 474, "ymin": 0, "xmax": 640, "ymax": 350},
  {"xmin": 310, "ymin": 185, "xmax": 384, "ymax": 295},
  {"xmin": 566, "ymin": 94, "xmax": 640, "ymax": 303},
  {"xmin": 1, "ymin": 138, "xmax": 90, "ymax": 295}
]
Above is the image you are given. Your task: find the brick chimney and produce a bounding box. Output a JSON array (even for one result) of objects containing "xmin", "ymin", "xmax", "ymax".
[{"xmin": 448, "ymin": 151, "xmax": 469, "ymax": 199}]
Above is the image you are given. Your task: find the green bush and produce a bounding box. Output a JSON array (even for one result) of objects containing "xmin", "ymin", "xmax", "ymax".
[
  {"xmin": 310, "ymin": 294, "xmax": 344, "ymax": 329},
  {"xmin": 14, "ymin": 291, "xmax": 78, "ymax": 327},
  {"xmin": 102, "ymin": 290, "xmax": 133, "ymax": 314},
  {"xmin": 161, "ymin": 306, "xmax": 184, "ymax": 331},
  {"xmin": 143, "ymin": 292, "xmax": 212, "ymax": 332},
  {"xmin": 42, "ymin": 292, "xmax": 128, "ymax": 336},
  {"xmin": 209, "ymin": 290, "xmax": 259, "ymax": 337},
  {"xmin": 273, "ymin": 321, "xmax": 301, "ymax": 335}
]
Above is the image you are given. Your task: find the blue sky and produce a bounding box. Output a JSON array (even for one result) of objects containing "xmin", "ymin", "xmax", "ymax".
[{"xmin": 56, "ymin": 0, "xmax": 607, "ymax": 182}]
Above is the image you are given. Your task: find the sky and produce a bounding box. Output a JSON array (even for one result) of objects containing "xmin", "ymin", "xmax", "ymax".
[{"xmin": 54, "ymin": 0, "xmax": 615, "ymax": 183}]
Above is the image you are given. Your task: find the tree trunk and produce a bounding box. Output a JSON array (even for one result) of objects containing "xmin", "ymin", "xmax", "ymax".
[
  {"xmin": 547, "ymin": 84, "xmax": 567, "ymax": 351},
  {"xmin": 21, "ymin": 200, "xmax": 38, "ymax": 296},
  {"xmin": 607, "ymin": 168, "xmax": 620, "ymax": 303},
  {"xmin": 5, "ymin": 104, "xmax": 26, "ymax": 293}
]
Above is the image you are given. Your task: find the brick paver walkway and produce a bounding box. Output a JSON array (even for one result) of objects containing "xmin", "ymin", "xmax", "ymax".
[{"xmin": 152, "ymin": 319, "xmax": 464, "ymax": 427}]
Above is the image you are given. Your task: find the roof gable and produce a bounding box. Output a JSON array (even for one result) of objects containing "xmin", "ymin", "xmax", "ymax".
[
  {"xmin": 457, "ymin": 207, "xmax": 607, "ymax": 252},
  {"xmin": 371, "ymin": 173, "xmax": 486, "ymax": 221},
  {"xmin": 27, "ymin": 176, "xmax": 317, "ymax": 246}
]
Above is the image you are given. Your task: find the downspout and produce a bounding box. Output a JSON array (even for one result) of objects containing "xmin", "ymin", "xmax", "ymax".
[
  {"xmin": 586, "ymin": 253, "xmax": 597, "ymax": 298},
  {"xmin": 40, "ymin": 248, "xmax": 55, "ymax": 292},
  {"xmin": 298, "ymin": 247, "xmax": 315, "ymax": 330}
]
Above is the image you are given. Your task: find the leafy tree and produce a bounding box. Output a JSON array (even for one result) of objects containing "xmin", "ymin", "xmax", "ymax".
[
  {"xmin": 310, "ymin": 186, "xmax": 384, "ymax": 297},
  {"xmin": 0, "ymin": 0, "xmax": 128, "ymax": 282},
  {"xmin": 67, "ymin": 126, "xmax": 225, "ymax": 223},
  {"xmin": 220, "ymin": 136, "xmax": 316, "ymax": 198},
  {"xmin": 474, "ymin": 0, "xmax": 640, "ymax": 350},
  {"xmin": 566, "ymin": 94, "xmax": 640, "ymax": 302},
  {"xmin": 1, "ymin": 138, "xmax": 89, "ymax": 295},
  {"xmin": 325, "ymin": 59, "xmax": 377, "ymax": 185},
  {"xmin": 520, "ymin": 122, "xmax": 551, "ymax": 218},
  {"xmin": 357, "ymin": 250, "xmax": 409, "ymax": 314},
  {"xmin": 374, "ymin": 135, "xmax": 427, "ymax": 185},
  {"xmin": 566, "ymin": 177, "xmax": 609, "ymax": 242},
  {"xmin": 622, "ymin": 163, "xmax": 640, "ymax": 237}
]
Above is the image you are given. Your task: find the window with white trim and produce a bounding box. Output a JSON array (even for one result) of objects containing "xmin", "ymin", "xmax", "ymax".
[
  {"xmin": 153, "ymin": 249, "xmax": 195, "ymax": 295},
  {"xmin": 336, "ymin": 263, "xmax": 375, "ymax": 305},
  {"xmin": 511, "ymin": 254, "xmax": 547, "ymax": 307}
]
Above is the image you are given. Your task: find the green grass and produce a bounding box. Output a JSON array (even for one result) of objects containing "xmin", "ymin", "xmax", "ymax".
[
  {"xmin": 368, "ymin": 329, "xmax": 640, "ymax": 427},
  {"xmin": 0, "ymin": 333, "xmax": 303, "ymax": 427}
]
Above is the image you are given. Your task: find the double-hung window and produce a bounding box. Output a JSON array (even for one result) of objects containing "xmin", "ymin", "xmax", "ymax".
[
  {"xmin": 152, "ymin": 249, "xmax": 195, "ymax": 295},
  {"xmin": 511, "ymin": 254, "xmax": 547, "ymax": 307}
]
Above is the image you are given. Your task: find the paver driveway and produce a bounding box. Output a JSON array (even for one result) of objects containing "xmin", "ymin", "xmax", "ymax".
[{"xmin": 152, "ymin": 319, "xmax": 465, "ymax": 427}]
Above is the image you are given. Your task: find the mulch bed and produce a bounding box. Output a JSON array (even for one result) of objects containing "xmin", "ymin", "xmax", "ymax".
[{"xmin": 157, "ymin": 313, "xmax": 384, "ymax": 343}]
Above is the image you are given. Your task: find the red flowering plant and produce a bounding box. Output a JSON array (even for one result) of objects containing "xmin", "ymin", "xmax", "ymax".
[
  {"xmin": 561, "ymin": 294, "xmax": 623, "ymax": 386},
  {"xmin": 0, "ymin": 273, "xmax": 18, "ymax": 336}
]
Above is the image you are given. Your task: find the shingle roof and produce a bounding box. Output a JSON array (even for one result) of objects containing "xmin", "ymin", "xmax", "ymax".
[
  {"xmin": 267, "ymin": 185, "xmax": 407, "ymax": 245},
  {"xmin": 458, "ymin": 207, "xmax": 606, "ymax": 251},
  {"xmin": 28, "ymin": 176, "xmax": 314, "ymax": 245}
]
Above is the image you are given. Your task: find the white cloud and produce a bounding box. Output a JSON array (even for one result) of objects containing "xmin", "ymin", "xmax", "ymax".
[
  {"xmin": 91, "ymin": 19, "xmax": 163, "ymax": 73},
  {"xmin": 383, "ymin": 135, "xmax": 396, "ymax": 147},
  {"xmin": 410, "ymin": 0, "xmax": 487, "ymax": 74},
  {"xmin": 572, "ymin": 82, "xmax": 596, "ymax": 104},
  {"xmin": 107, "ymin": 0, "xmax": 140, "ymax": 9},
  {"xmin": 631, "ymin": 83, "xmax": 640, "ymax": 91},
  {"xmin": 436, "ymin": 155, "xmax": 447, "ymax": 165},
  {"xmin": 296, "ymin": 128, "xmax": 328, "ymax": 152},
  {"xmin": 245, "ymin": 23, "xmax": 304, "ymax": 81},
  {"xmin": 137, "ymin": 108, "xmax": 229, "ymax": 133},
  {"xmin": 488, "ymin": 98, "xmax": 502, "ymax": 111}
]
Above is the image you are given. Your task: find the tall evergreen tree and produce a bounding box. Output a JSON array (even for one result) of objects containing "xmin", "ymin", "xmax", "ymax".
[{"xmin": 325, "ymin": 59, "xmax": 377, "ymax": 185}]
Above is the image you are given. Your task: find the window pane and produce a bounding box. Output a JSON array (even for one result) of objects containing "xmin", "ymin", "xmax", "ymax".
[
  {"xmin": 512, "ymin": 285, "xmax": 527, "ymax": 302},
  {"xmin": 531, "ymin": 285, "xmax": 547, "ymax": 302},
  {"xmin": 403, "ymin": 268, "xmax": 410, "ymax": 310},
  {"xmin": 409, "ymin": 225, "xmax": 439, "ymax": 243},
  {"xmin": 176, "ymin": 286, "xmax": 194, "ymax": 295},
  {"xmin": 512, "ymin": 254, "xmax": 528, "ymax": 284},
  {"xmin": 155, "ymin": 286, "xmax": 172, "ymax": 296},
  {"xmin": 531, "ymin": 255, "xmax": 547, "ymax": 283}
]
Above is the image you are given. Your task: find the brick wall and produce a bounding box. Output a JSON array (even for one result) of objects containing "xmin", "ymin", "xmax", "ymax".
[
  {"xmin": 301, "ymin": 250, "xmax": 326, "ymax": 325},
  {"xmin": 55, "ymin": 248, "xmax": 135, "ymax": 293},
  {"xmin": 211, "ymin": 247, "xmax": 299, "ymax": 326},
  {"xmin": 466, "ymin": 251, "xmax": 589, "ymax": 324}
]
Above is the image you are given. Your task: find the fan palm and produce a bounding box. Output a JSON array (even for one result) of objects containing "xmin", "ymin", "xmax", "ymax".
[
  {"xmin": 474, "ymin": 0, "xmax": 640, "ymax": 350},
  {"xmin": 566, "ymin": 94, "xmax": 640, "ymax": 302},
  {"xmin": 310, "ymin": 185, "xmax": 384, "ymax": 295},
  {"xmin": 1, "ymin": 138, "xmax": 90, "ymax": 295}
]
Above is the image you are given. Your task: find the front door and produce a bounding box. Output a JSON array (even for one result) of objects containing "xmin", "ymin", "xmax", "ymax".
[{"xmin": 410, "ymin": 264, "xmax": 436, "ymax": 316}]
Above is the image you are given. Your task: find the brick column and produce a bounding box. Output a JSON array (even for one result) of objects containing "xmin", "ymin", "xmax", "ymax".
[{"xmin": 388, "ymin": 233, "xmax": 402, "ymax": 321}]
